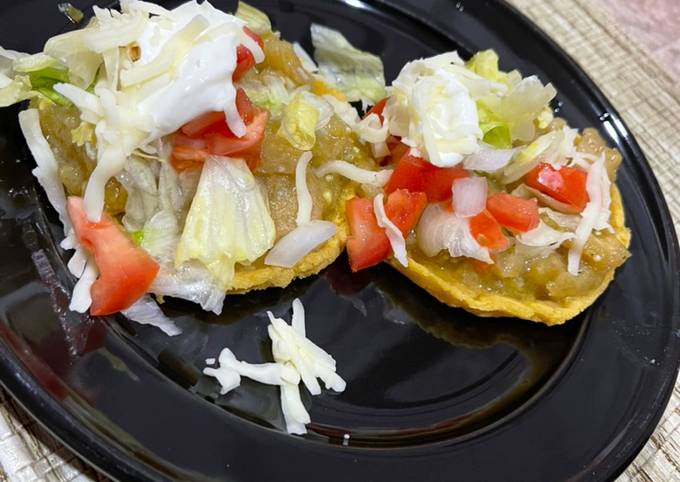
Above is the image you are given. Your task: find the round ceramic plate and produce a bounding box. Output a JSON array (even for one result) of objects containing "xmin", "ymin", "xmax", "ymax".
[{"xmin": 0, "ymin": 0, "xmax": 678, "ymax": 481}]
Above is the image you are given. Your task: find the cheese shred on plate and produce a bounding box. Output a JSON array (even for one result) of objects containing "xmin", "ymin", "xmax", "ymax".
[{"xmin": 203, "ymin": 298, "xmax": 346, "ymax": 435}]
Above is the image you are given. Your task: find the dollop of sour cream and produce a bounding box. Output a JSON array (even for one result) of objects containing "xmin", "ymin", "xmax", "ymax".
[{"xmin": 131, "ymin": 1, "xmax": 261, "ymax": 138}]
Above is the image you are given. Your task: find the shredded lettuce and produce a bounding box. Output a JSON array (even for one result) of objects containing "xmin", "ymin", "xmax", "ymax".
[
  {"xmin": 310, "ymin": 24, "xmax": 385, "ymax": 104},
  {"xmin": 0, "ymin": 49, "xmax": 70, "ymax": 106},
  {"xmin": 44, "ymin": 30, "xmax": 102, "ymax": 88},
  {"xmin": 176, "ymin": 156, "xmax": 275, "ymax": 289},
  {"xmin": 466, "ymin": 49, "xmax": 556, "ymax": 144},
  {"xmin": 13, "ymin": 53, "xmax": 58, "ymax": 73},
  {"xmin": 477, "ymin": 102, "xmax": 512, "ymax": 149},
  {"xmin": 465, "ymin": 50, "xmax": 519, "ymax": 87},
  {"xmin": 121, "ymin": 295, "xmax": 181, "ymax": 336},
  {"xmin": 235, "ymin": 1, "xmax": 272, "ymax": 36},
  {"xmin": 0, "ymin": 75, "xmax": 35, "ymax": 107},
  {"xmin": 240, "ymin": 71, "xmax": 292, "ymax": 117},
  {"xmin": 501, "ymin": 130, "xmax": 562, "ymax": 183},
  {"xmin": 118, "ymin": 156, "xmax": 160, "ymax": 231},
  {"xmin": 82, "ymin": 8, "xmax": 148, "ymax": 53},
  {"xmin": 278, "ymin": 91, "xmax": 320, "ymax": 150}
]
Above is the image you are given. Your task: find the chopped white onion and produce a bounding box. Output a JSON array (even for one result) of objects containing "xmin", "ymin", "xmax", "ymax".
[
  {"xmin": 452, "ymin": 176, "xmax": 487, "ymax": 218},
  {"xmin": 373, "ymin": 193, "xmax": 408, "ymax": 267},
  {"xmin": 416, "ymin": 203, "xmax": 492, "ymax": 263},
  {"xmin": 539, "ymin": 207, "xmax": 581, "ymax": 230},
  {"xmin": 264, "ymin": 220, "xmax": 337, "ymax": 268},
  {"xmin": 517, "ymin": 220, "xmax": 574, "ymax": 248},
  {"xmin": 568, "ymin": 154, "xmax": 611, "ymax": 274},
  {"xmin": 295, "ymin": 151, "xmax": 314, "ymax": 226},
  {"xmin": 121, "ymin": 295, "xmax": 182, "ymax": 336},
  {"xmin": 314, "ymin": 160, "xmax": 392, "ymax": 186},
  {"xmin": 463, "ymin": 144, "xmax": 516, "ymax": 172}
]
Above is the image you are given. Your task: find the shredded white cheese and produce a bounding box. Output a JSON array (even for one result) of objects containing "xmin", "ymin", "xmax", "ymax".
[
  {"xmin": 69, "ymin": 259, "xmax": 98, "ymax": 313},
  {"xmin": 313, "ymin": 160, "xmax": 392, "ymax": 186},
  {"xmin": 203, "ymin": 298, "xmax": 345, "ymax": 435},
  {"xmin": 295, "ymin": 151, "xmax": 314, "ymax": 226}
]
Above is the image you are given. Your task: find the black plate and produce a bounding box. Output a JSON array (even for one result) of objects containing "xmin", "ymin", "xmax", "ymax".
[{"xmin": 0, "ymin": 0, "xmax": 678, "ymax": 481}]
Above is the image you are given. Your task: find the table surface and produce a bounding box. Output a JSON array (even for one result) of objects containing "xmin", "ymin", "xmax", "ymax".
[{"xmin": 0, "ymin": 0, "xmax": 679, "ymax": 480}]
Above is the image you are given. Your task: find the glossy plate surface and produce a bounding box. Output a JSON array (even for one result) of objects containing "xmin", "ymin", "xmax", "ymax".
[{"xmin": 0, "ymin": 0, "xmax": 678, "ymax": 481}]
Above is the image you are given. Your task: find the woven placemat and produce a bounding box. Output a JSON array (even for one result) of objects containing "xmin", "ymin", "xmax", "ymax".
[{"xmin": 1, "ymin": 0, "xmax": 679, "ymax": 480}]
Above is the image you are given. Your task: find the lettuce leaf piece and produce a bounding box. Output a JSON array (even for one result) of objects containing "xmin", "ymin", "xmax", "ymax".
[
  {"xmin": 468, "ymin": 49, "xmax": 555, "ymax": 143},
  {"xmin": 477, "ymin": 102, "xmax": 512, "ymax": 149},
  {"xmin": 277, "ymin": 91, "xmax": 320, "ymax": 150},
  {"xmin": 239, "ymin": 71, "xmax": 292, "ymax": 117},
  {"xmin": 501, "ymin": 129, "xmax": 564, "ymax": 183},
  {"xmin": 13, "ymin": 53, "xmax": 58, "ymax": 73},
  {"xmin": 0, "ymin": 75, "xmax": 36, "ymax": 107},
  {"xmin": 0, "ymin": 47, "xmax": 72, "ymax": 106},
  {"xmin": 235, "ymin": 1, "xmax": 273, "ymax": 36},
  {"xmin": 310, "ymin": 24, "xmax": 385, "ymax": 104},
  {"xmin": 129, "ymin": 230, "xmax": 144, "ymax": 246},
  {"xmin": 496, "ymin": 76, "xmax": 557, "ymax": 142},
  {"xmin": 465, "ymin": 49, "xmax": 518, "ymax": 86},
  {"xmin": 176, "ymin": 156, "xmax": 275, "ymax": 289},
  {"xmin": 44, "ymin": 29, "xmax": 102, "ymax": 88}
]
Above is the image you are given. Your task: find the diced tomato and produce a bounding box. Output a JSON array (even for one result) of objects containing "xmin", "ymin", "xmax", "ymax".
[
  {"xmin": 486, "ymin": 192, "xmax": 540, "ymax": 233},
  {"xmin": 364, "ymin": 97, "xmax": 388, "ymax": 123},
  {"xmin": 345, "ymin": 190, "xmax": 427, "ymax": 272},
  {"xmin": 180, "ymin": 89, "xmax": 255, "ymax": 138},
  {"xmin": 232, "ymin": 28, "xmax": 263, "ymax": 82},
  {"xmin": 67, "ymin": 197, "xmax": 159, "ymax": 316},
  {"xmin": 384, "ymin": 137, "xmax": 409, "ymax": 165},
  {"xmin": 384, "ymin": 189, "xmax": 427, "ymax": 234},
  {"xmin": 524, "ymin": 163, "xmax": 589, "ymax": 212},
  {"xmin": 233, "ymin": 44, "xmax": 255, "ymax": 82},
  {"xmin": 205, "ymin": 110, "xmax": 268, "ymax": 171},
  {"xmin": 181, "ymin": 111, "xmax": 229, "ymax": 138},
  {"xmin": 469, "ymin": 210, "xmax": 509, "ymax": 252},
  {"xmin": 171, "ymin": 132, "xmax": 207, "ymax": 149},
  {"xmin": 243, "ymin": 26, "xmax": 264, "ymax": 49},
  {"xmin": 235, "ymin": 88, "xmax": 256, "ymax": 124},
  {"xmin": 170, "ymin": 146, "xmax": 209, "ymax": 171},
  {"xmin": 173, "ymin": 90, "xmax": 266, "ymax": 171},
  {"xmin": 346, "ymin": 197, "xmax": 390, "ymax": 272},
  {"xmin": 385, "ymin": 153, "xmax": 468, "ymax": 202}
]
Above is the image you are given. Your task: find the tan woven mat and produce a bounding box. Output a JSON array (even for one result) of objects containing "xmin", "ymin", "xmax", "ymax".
[{"xmin": 1, "ymin": 0, "xmax": 679, "ymax": 480}]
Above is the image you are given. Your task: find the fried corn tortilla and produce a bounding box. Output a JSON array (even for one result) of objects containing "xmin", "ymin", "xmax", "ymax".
[
  {"xmin": 227, "ymin": 182, "xmax": 355, "ymax": 293},
  {"xmin": 388, "ymin": 186, "xmax": 630, "ymax": 326}
]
